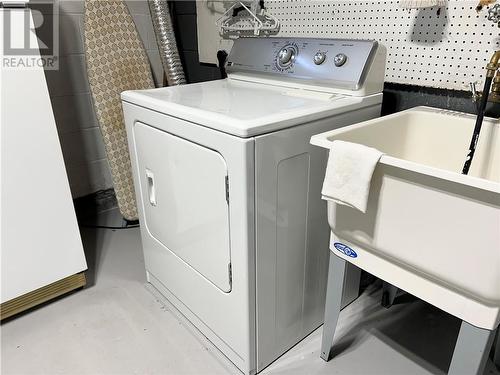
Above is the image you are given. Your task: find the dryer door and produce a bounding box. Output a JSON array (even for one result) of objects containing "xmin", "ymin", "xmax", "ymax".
[{"xmin": 134, "ymin": 122, "xmax": 232, "ymax": 292}]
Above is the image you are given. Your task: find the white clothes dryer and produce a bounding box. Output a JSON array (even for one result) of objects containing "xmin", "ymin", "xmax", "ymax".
[{"xmin": 122, "ymin": 37, "xmax": 386, "ymax": 375}]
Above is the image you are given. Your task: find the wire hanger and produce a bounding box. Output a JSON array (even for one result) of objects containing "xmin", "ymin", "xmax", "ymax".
[{"xmin": 216, "ymin": 1, "xmax": 280, "ymax": 37}]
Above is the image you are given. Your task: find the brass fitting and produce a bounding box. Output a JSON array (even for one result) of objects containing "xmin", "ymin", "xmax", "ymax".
[
  {"xmin": 489, "ymin": 71, "xmax": 500, "ymax": 103},
  {"xmin": 486, "ymin": 50, "xmax": 500, "ymax": 78}
]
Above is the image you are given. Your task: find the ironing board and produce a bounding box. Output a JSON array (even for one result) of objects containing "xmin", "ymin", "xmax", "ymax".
[{"xmin": 84, "ymin": 0, "xmax": 155, "ymax": 221}]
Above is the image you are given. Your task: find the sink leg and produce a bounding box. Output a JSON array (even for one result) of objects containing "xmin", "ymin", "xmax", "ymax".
[
  {"xmin": 493, "ymin": 328, "xmax": 500, "ymax": 370},
  {"xmin": 448, "ymin": 320, "xmax": 495, "ymax": 375},
  {"xmin": 320, "ymin": 253, "xmax": 346, "ymax": 362},
  {"xmin": 381, "ymin": 281, "xmax": 398, "ymax": 308}
]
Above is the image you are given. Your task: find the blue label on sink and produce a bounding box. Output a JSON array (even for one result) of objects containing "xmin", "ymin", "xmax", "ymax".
[{"xmin": 333, "ymin": 242, "xmax": 358, "ymax": 258}]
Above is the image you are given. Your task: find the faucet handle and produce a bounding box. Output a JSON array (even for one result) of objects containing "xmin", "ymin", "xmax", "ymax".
[
  {"xmin": 487, "ymin": 4, "xmax": 500, "ymax": 27},
  {"xmin": 470, "ymin": 81, "xmax": 480, "ymax": 102}
]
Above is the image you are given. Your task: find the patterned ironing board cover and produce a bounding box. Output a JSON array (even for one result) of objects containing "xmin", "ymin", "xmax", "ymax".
[{"xmin": 84, "ymin": 0, "xmax": 155, "ymax": 221}]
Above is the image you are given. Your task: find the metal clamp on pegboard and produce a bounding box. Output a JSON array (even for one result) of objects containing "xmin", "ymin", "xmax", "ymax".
[{"xmin": 216, "ymin": 1, "xmax": 280, "ymax": 37}]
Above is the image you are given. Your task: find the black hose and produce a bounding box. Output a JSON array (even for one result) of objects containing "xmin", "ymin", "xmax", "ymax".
[
  {"xmin": 217, "ymin": 50, "xmax": 228, "ymax": 79},
  {"xmin": 462, "ymin": 76, "xmax": 493, "ymax": 175}
]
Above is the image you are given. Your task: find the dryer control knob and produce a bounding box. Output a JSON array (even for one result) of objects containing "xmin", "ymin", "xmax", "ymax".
[
  {"xmin": 334, "ymin": 53, "xmax": 347, "ymax": 67},
  {"xmin": 278, "ymin": 47, "xmax": 295, "ymax": 66},
  {"xmin": 313, "ymin": 52, "xmax": 326, "ymax": 65}
]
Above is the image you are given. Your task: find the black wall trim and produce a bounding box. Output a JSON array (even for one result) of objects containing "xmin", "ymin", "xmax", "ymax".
[{"xmin": 382, "ymin": 82, "xmax": 476, "ymax": 116}]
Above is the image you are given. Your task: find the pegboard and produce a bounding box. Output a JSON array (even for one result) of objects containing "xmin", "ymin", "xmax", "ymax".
[{"xmin": 262, "ymin": 0, "xmax": 500, "ymax": 90}]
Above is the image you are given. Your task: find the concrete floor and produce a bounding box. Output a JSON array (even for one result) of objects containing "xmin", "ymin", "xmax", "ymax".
[{"xmin": 2, "ymin": 209, "xmax": 499, "ymax": 375}]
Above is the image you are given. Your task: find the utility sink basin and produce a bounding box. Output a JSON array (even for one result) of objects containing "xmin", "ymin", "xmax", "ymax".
[{"xmin": 311, "ymin": 106, "xmax": 500, "ymax": 330}]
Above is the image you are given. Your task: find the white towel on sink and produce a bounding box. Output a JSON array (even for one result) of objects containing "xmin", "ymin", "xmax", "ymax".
[{"xmin": 321, "ymin": 140, "xmax": 384, "ymax": 213}]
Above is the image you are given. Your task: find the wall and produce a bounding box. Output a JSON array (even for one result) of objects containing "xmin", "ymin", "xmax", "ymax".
[
  {"xmin": 42, "ymin": 0, "xmax": 494, "ymax": 199},
  {"xmin": 40, "ymin": 0, "xmax": 163, "ymax": 198},
  {"xmin": 171, "ymin": 1, "xmax": 221, "ymax": 83},
  {"xmin": 176, "ymin": 1, "xmax": 497, "ymax": 117}
]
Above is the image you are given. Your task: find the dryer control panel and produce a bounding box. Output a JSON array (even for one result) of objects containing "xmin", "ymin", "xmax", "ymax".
[{"xmin": 226, "ymin": 37, "xmax": 381, "ymax": 91}]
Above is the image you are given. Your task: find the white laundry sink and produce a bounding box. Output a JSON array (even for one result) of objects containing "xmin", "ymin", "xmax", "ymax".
[{"xmin": 311, "ymin": 106, "xmax": 500, "ymax": 330}]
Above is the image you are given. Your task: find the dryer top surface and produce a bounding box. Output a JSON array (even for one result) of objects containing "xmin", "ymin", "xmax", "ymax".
[{"xmin": 121, "ymin": 79, "xmax": 381, "ymax": 138}]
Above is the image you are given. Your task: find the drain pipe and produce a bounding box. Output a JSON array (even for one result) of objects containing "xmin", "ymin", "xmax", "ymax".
[{"xmin": 148, "ymin": 0, "xmax": 186, "ymax": 86}]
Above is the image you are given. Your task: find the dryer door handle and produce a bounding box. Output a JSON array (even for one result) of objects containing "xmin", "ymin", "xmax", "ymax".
[{"xmin": 146, "ymin": 169, "xmax": 157, "ymax": 206}]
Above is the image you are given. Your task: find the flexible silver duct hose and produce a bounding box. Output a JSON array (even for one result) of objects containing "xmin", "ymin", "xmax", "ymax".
[{"xmin": 148, "ymin": 0, "xmax": 186, "ymax": 85}]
